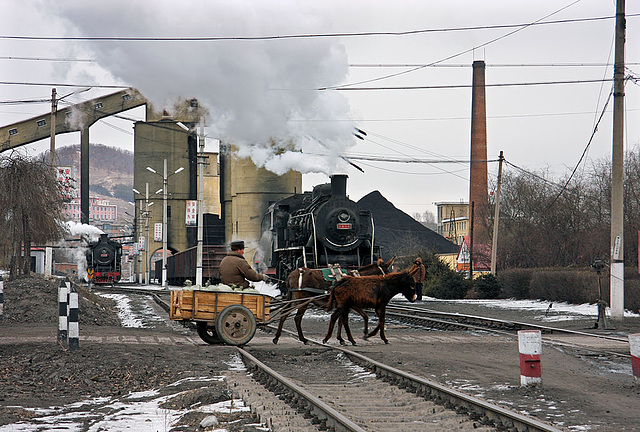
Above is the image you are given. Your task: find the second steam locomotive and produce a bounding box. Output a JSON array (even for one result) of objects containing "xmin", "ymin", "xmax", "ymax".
[
  {"xmin": 262, "ymin": 174, "xmax": 379, "ymax": 283},
  {"xmin": 86, "ymin": 233, "xmax": 123, "ymax": 284}
]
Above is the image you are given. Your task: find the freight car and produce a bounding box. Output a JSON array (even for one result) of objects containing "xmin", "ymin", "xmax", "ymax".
[
  {"xmin": 262, "ymin": 174, "xmax": 379, "ymax": 285},
  {"xmin": 156, "ymin": 245, "xmax": 227, "ymax": 286},
  {"xmin": 86, "ymin": 233, "xmax": 122, "ymax": 284}
]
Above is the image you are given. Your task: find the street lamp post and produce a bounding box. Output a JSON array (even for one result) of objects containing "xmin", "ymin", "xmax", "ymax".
[
  {"xmin": 146, "ymin": 159, "xmax": 184, "ymax": 289},
  {"xmin": 133, "ymin": 184, "xmax": 159, "ymax": 285}
]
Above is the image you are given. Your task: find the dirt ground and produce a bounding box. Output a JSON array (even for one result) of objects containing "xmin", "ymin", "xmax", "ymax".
[
  {"xmin": 1, "ymin": 276, "xmax": 640, "ymax": 431},
  {"xmin": 254, "ymin": 300, "xmax": 640, "ymax": 431},
  {"xmin": 0, "ymin": 276, "xmax": 262, "ymax": 431}
]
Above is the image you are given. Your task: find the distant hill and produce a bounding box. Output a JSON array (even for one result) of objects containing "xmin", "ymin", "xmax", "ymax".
[
  {"xmin": 41, "ymin": 144, "xmax": 134, "ymax": 223},
  {"xmin": 46, "ymin": 144, "xmax": 134, "ymax": 203},
  {"xmin": 358, "ymin": 191, "xmax": 459, "ymax": 258}
]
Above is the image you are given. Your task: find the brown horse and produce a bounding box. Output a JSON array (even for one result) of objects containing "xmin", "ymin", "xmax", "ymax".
[
  {"xmin": 271, "ymin": 257, "xmax": 395, "ymax": 345},
  {"xmin": 323, "ymin": 265, "xmax": 419, "ymax": 345}
]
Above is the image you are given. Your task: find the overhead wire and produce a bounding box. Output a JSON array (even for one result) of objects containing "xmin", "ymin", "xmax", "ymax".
[
  {"xmin": 323, "ymin": 0, "xmax": 585, "ymax": 90},
  {"xmin": 1, "ymin": 13, "xmax": 635, "ymax": 42}
]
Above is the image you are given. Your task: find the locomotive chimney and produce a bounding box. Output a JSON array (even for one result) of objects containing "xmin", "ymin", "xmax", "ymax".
[{"xmin": 330, "ymin": 174, "xmax": 348, "ymax": 198}]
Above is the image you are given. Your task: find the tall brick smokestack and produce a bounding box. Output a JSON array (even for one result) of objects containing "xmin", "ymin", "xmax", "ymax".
[{"xmin": 469, "ymin": 60, "xmax": 490, "ymax": 244}]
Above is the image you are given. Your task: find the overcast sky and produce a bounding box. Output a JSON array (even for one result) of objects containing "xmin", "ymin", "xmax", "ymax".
[{"xmin": 1, "ymin": 0, "xmax": 639, "ymax": 217}]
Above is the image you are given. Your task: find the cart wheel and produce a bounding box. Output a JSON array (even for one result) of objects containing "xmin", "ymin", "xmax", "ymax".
[
  {"xmin": 196, "ymin": 322, "xmax": 222, "ymax": 345},
  {"xmin": 215, "ymin": 305, "xmax": 257, "ymax": 346}
]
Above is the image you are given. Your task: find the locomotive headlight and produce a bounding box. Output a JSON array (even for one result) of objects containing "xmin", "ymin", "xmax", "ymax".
[{"xmin": 337, "ymin": 211, "xmax": 350, "ymax": 223}]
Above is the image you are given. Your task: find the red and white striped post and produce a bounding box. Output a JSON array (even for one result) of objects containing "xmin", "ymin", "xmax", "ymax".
[
  {"xmin": 0, "ymin": 275, "xmax": 4, "ymax": 322},
  {"xmin": 630, "ymin": 334, "xmax": 640, "ymax": 383},
  {"xmin": 518, "ymin": 330, "xmax": 542, "ymax": 386}
]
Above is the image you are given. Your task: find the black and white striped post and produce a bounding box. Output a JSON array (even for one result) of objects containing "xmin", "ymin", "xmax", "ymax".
[
  {"xmin": 68, "ymin": 282, "xmax": 79, "ymax": 351},
  {"xmin": 0, "ymin": 275, "xmax": 4, "ymax": 322},
  {"xmin": 57, "ymin": 279, "xmax": 68, "ymax": 346}
]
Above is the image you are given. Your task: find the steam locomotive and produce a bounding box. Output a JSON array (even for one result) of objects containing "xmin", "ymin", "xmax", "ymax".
[
  {"xmin": 86, "ymin": 233, "xmax": 122, "ymax": 284},
  {"xmin": 262, "ymin": 174, "xmax": 379, "ymax": 284}
]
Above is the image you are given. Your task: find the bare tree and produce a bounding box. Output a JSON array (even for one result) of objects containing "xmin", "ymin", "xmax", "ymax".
[
  {"xmin": 0, "ymin": 153, "xmax": 65, "ymax": 280},
  {"xmin": 494, "ymin": 147, "xmax": 640, "ymax": 270}
]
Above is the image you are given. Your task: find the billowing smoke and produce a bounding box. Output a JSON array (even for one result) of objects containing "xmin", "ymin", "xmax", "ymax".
[
  {"xmin": 60, "ymin": 221, "xmax": 104, "ymax": 281},
  {"xmin": 65, "ymin": 221, "xmax": 104, "ymax": 243},
  {"xmin": 55, "ymin": 1, "xmax": 355, "ymax": 175}
]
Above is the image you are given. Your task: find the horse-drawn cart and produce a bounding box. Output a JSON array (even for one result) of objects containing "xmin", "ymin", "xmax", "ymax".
[{"xmin": 170, "ymin": 289, "xmax": 271, "ymax": 346}]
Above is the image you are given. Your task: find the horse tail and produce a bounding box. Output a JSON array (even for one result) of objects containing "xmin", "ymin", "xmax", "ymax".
[{"xmin": 325, "ymin": 288, "xmax": 335, "ymax": 311}]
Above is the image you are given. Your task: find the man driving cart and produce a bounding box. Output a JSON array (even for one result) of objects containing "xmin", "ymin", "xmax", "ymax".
[{"xmin": 219, "ymin": 240, "xmax": 269, "ymax": 288}]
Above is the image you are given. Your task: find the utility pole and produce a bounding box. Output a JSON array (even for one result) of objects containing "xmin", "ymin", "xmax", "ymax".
[
  {"xmin": 50, "ymin": 88, "xmax": 56, "ymax": 166},
  {"xmin": 196, "ymin": 118, "xmax": 205, "ymax": 286},
  {"xmin": 491, "ymin": 151, "xmax": 504, "ymax": 276},
  {"xmin": 469, "ymin": 201, "xmax": 474, "ymax": 280},
  {"xmin": 610, "ymin": 0, "xmax": 625, "ymax": 319},
  {"xmin": 162, "ymin": 159, "xmax": 168, "ymax": 290},
  {"xmin": 144, "ymin": 182, "xmax": 150, "ymax": 285}
]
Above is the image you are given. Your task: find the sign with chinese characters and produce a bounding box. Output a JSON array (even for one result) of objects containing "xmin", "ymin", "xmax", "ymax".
[
  {"xmin": 154, "ymin": 223, "xmax": 162, "ymax": 241},
  {"xmin": 56, "ymin": 166, "xmax": 75, "ymax": 201},
  {"xmin": 138, "ymin": 236, "xmax": 145, "ymax": 251},
  {"xmin": 185, "ymin": 200, "xmax": 197, "ymax": 226}
]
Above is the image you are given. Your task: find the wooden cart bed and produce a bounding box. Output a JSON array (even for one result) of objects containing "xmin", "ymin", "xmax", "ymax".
[{"xmin": 170, "ymin": 289, "xmax": 270, "ymax": 323}]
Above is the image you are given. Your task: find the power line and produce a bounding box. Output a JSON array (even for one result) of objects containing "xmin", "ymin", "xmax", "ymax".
[
  {"xmin": 323, "ymin": 1, "xmax": 585, "ymax": 89},
  {"xmin": 1, "ymin": 14, "xmax": 635, "ymax": 42},
  {"xmin": 0, "ymin": 78, "xmax": 615, "ymax": 91},
  {"xmin": 0, "ymin": 56, "xmax": 95, "ymax": 62},
  {"xmin": 545, "ymin": 87, "xmax": 615, "ymax": 209},
  {"xmin": 333, "ymin": 78, "xmax": 612, "ymax": 91},
  {"xmin": 0, "ymin": 81, "xmax": 128, "ymax": 88},
  {"xmin": 349, "ymin": 62, "xmax": 640, "ymax": 68}
]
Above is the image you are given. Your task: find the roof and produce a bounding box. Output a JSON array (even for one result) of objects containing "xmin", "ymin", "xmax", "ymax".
[{"xmin": 358, "ymin": 191, "xmax": 459, "ymax": 257}]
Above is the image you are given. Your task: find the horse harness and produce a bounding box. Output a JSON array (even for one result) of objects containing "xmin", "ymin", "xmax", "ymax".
[{"xmin": 294, "ymin": 262, "xmax": 386, "ymax": 295}]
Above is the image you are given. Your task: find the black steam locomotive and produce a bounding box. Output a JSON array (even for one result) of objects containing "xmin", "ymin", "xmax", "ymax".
[
  {"xmin": 86, "ymin": 233, "xmax": 122, "ymax": 284},
  {"xmin": 263, "ymin": 174, "xmax": 379, "ymax": 284}
]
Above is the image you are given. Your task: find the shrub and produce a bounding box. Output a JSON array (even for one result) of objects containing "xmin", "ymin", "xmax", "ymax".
[
  {"xmin": 425, "ymin": 270, "xmax": 470, "ymax": 299},
  {"xmin": 529, "ymin": 269, "xmax": 598, "ymax": 304},
  {"xmin": 474, "ymin": 273, "xmax": 502, "ymax": 299},
  {"xmin": 498, "ymin": 269, "xmax": 533, "ymax": 299}
]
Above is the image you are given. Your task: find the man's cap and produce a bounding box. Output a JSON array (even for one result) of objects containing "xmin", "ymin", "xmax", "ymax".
[{"xmin": 230, "ymin": 240, "xmax": 245, "ymax": 249}]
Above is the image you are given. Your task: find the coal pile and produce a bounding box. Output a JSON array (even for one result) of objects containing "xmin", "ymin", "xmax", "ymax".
[
  {"xmin": 2, "ymin": 275, "xmax": 120, "ymax": 326},
  {"xmin": 358, "ymin": 191, "xmax": 459, "ymax": 258}
]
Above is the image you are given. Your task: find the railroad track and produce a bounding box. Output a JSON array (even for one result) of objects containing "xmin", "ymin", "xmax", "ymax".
[
  {"xmin": 102, "ymin": 288, "xmax": 631, "ymax": 431},
  {"xmin": 385, "ymin": 303, "xmax": 631, "ymax": 358},
  {"xmin": 232, "ymin": 329, "xmax": 563, "ymax": 432}
]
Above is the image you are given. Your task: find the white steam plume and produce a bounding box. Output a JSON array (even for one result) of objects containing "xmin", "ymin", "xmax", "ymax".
[
  {"xmin": 65, "ymin": 221, "xmax": 104, "ymax": 243},
  {"xmin": 55, "ymin": 1, "xmax": 356, "ymax": 175}
]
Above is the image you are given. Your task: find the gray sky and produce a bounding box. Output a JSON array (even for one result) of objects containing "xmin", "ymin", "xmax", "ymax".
[{"xmin": 1, "ymin": 0, "xmax": 639, "ymax": 216}]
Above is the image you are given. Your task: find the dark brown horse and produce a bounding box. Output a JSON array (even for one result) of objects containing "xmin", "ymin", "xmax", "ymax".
[
  {"xmin": 271, "ymin": 257, "xmax": 396, "ymax": 345},
  {"xmin": 323, "ymin": 265, "xmax": 419, "ymax": 345}
]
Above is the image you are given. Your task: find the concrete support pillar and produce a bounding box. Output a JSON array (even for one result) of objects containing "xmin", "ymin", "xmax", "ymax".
[
  {"xmin": 45, "ymin": 247, "xmax": 53, "ymax": 278},
  {"xmin": 81, "ymin": 127, "xmax": 90, "ymax": 225},
  {"xmin": 518, "ymin": 330, "xmax": 542, "ymax": 386}
]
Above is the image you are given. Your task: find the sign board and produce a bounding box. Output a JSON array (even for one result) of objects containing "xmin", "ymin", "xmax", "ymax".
[
  {"xmin": 56, "ymin": 166, "xmax": 75, "ymax": 201},
  {"xmin": 457, "ymin": 238, "xmax": 470, "ymax": 271},
  {"xmin": 186, "ymin": 200, "xmax": 197, "ymax": 226},
  {"xmin": 154, "ymin": 223, "xmax": 162, "ymax": 241},
  {"xmin": 139, "ymin": 236, "xmax": 145, "ymax": 251}
]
